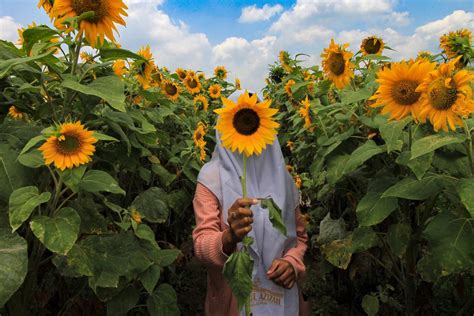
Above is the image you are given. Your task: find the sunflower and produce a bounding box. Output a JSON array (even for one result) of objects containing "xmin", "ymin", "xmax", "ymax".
[
  {"xmin": 113, "ymin": 59, "xmax": 127, "ymax": 77},
  {"xmin": 416, "ymin": 57, "xmax": 474, "ymax": 131},
  {"xmin": 197, "ymin": 72, "xmax": 205, "ymax": 80},
  {"xmin": 184, "ymin": 74, "xmax": 201, "ymax": 94},
  {"xmin": 235, "ymin": 78, "xmax": 241, "ymax": 90},
  {"xmin": 286, "ymin": 140, "xmax": 295, "ymax": 151},
  {"xmin": 284, "ymin": 79, "xmax": 296, "ymax": 97},
  {"xmin": 135, "ymin": 46, "xmax": 155, "ymax": 89},
  {"xmin": 214, "ymin": 91, "xmax": 279, "ymax": 157},
  {"xmin": 286, "ymin": 165, "xmax": 295, "ymax": 173},
  {"xmin": 150, "ymin": 66, "xmax": 163, "ymax": 87},
  {"xmin": 175, "ymin": 68, "xmax": 187, "ymax": 80},
  {"xmin": 38, "ymin": 0, "xmax": 55, "ymax": 18},
  {"xmin": 369, "ymin": 60, "xmax": 436, "ymax": 121},
  {"xmin": 416, "ymin": 51, "xmax": 433, "ymax": 62},
  {"xmin": 194, "ymin": 95, "xmax": 209, "ymax": 111},
  {"xmin": 17, "ymin": 22, "xmax": 37, "ymax": 46},
  {"xmin": 209, "ymin": 84, "xmax": 221, "ymax": 99},
  {"xmin": 161, "ymin": 79, "xmax": 180, "ymax": 101},
  {"xmin": 8, "ymin": 106, "xmax": 25, "ymax": 120},
  {"xmin": 321, "ymin": 39, "xmax": 355, "ymax": 89},
  {"xmin": 214, "ymin": 66, "xmax": 228, "ymax": 79},
  {"xmin": 193, "ymin": 122, "xmax": 207, "ymax": 162},
  {"xmin": 279, "ymin": 50, "xmax": 292, "ymax": 73},
  {"xmin": 294, "ymin": 174, "xmax": 302, "ymax": 189},
  {"xmin": 80, "ymin": 51, "xmax": 94, "ymax": 63},
  {"xmin": 360, "ymin": 36, "xmax": 385, "ymax": 55},
  {"xmin": 131, "ymin": 208, "xmax": 142, "ymax": 224},
  {"xmin": 53, "ymin": 0, "xmax": 128, "ymax": 48},
  {"xmin": 39, "ymin": 121, "xmax": 97, "ymax": 171},
  {"xmin": 440, "ymin": 28, "xmax": 472, "ymax": 59},
  {"xmin": 299, "ymin": 96, "xmax": 312, "ymax": 129}
]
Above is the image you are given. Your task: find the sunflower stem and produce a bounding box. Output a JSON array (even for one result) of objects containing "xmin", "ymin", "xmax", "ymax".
[
  {"xmin": 240, "ymin": 155, "xmax": 252, "ymax": 316},
  {"xmin": 463, "ymin": 120, "xmax": 473, "ymax": 176}
]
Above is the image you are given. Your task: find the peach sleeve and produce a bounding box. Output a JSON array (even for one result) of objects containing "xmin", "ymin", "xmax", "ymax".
[
  {"xmin": 282, "ymin": 207, "xmax": 308, "ymax": 280},
  {"xmin": 192, "ymin": 183, "xmax": 228, "ymax": 268}
]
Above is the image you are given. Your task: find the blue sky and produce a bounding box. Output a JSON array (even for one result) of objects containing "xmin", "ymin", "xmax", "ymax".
[{"xmin": 0, "ymin": 0, "xmax": 473, "ymax": 92}]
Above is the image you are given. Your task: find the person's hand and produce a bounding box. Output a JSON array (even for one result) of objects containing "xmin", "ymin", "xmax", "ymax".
[
  {"xmin": 266, "ymin": 259, "xmax": 296, "ymax": 289},
  {"xmin": 226, "ymin": 198, "xmax": 257, "ymax": 242}
]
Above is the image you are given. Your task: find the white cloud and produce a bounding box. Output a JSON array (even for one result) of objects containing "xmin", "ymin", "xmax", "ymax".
[
  {"xmin": 239, "ymin": 4, "xmax": 284, "ymax": 23},
  {"xmin": 415, "ymin": 10, "xmax": 474, "ymax": 40},
  {"xmin": 0, "ymin": 16, "xmax": 22, "ymax": 43},
  {"xmin": 293, "ymin": 25, "xmax": 335, "ymax": 44}
]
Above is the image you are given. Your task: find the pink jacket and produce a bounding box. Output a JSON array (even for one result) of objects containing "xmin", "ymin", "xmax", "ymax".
[{"xmin": 192, "ymin": 183, "xmax": 310, "ymax": 316}]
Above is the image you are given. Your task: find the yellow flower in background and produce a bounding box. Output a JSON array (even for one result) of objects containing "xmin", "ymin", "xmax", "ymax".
[
  {"xmin": 113, "ymin": 59, "xmax": 127, "ymax": 77},
  {"xmin": 279, "ymin": 50, "xmax": 292, "ymax": 73},
  {"xmin": 286, "ymin": 165, "xmax": 294, "ymax": 173},
  {"xmin": 8, "ymin": 106, "xmax": 25, "ymax": 120},
  {"xmin": 439, "ymin": 28, "xmax": 472, "ymax": 59},
  {"xmin": 235, "ymin": 78, "xmax": 241, "ymax": 90},
  {"xmin": 17, "ymin": 22, "xmax": 37, "ymax": 46},
  {"xmin": 194, "ymin": 95, "xmax": 209, "ymax": 111},
  {"xmin": 214, "ymin": 66, "xmax": 228, "ymax": 79},
  {"xmin": 135, "ymin": 46, "xmax": 155, "ymax": 89},
  {"xmin": 360, "ymin": 36, "xmax": 385, "ymax": 55},
  {"xmin": 294, "ymin": 174, "xmax": 302, "ymax": 189},
  {"xmin": 369, "ymin": 60, "xmax": 436, "ymax": 121},
  {"xmin": 151, "ymin": 66, "xmax": 163, "ymax": 87},
  {"xmin": 286, "ymin": 140, "xmax": 295, "ymax": 151},
  {"xmin": 285, "ymin": 79, "xmax": 296, "ymax": 97},
  {"xmin": 193, "ymin": 122, "xmax": 207, "ymax": 162},
  {"xmin": 197, "ymin": 72, "xmax": 205, "ymax": 80},
  {"xmin": 214, "ymin": 91, "xmax": 279, "ymax": 157},
  {"xmin": 80, "ymin": 51, "xmax": 94, "ymax": 63},
  {"xmin": 132, "ymin": 95, "xmax": 143, "ymax": 105},
  {"xmin": 39, "ymin": 121, "xmax": 97, "ymax": 171},
  {"xmin": 162, "ymin": 79, "xmax": 180, "ymax": 101},
  {"xmin": 416, "ymin": 51, "xmax": 433, "ymax": 62},
  {"xmin": 176, "ymin": 68, "xmax": 187, "ymax": 80},
  {"xmin": 209, "ymin": 84, "xmax": 221, "ymax": 99},
  {"xmin": 321, "ymin": 39, "xmax": 355, "ymax": 89},
  {"xmin": 299, "ymin": 96, "xmax": 312, "ymax": 130},
  {"xmin": 38, "ymin": 0, "xmax": 55, "ymax": 18},
  {"xmin": 53, "ymin": 0, "xmax": 128, "ymax": 47},
  {"xmin": 184, "ymin": 74, "xmax": 201, "ymax": 94},
  {"xmin": 131, "ymin": 208, "xmax": 142, "ymax": 224},
  {"xmin": 416, "ymin": 56, "xmax": 474, "ymax": 131}
]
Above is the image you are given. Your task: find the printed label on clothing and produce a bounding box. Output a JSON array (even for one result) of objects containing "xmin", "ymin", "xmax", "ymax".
[{"xmin": 250, "ymin": 278, "xmax": 284, "ymax": 307}]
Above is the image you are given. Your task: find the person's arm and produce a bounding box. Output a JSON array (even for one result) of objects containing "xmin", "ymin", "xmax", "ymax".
[{"xmin": 282, "ymin": 206, "xmax": 308, "ymax": 280}]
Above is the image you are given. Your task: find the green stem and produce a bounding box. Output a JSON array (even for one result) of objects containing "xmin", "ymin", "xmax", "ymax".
[
  {"xmin": 408, "ymin": 123, "xmax": 413, "ymax": 150},
  {"xmin": 463, "ymin": 120, "xmax": 473, "ymax": 176},
  {"xmin": 240, "ymin": 155, "xmax": 251, "ymax": 316}
]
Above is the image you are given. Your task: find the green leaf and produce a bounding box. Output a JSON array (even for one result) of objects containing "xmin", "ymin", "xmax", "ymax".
[
  {"xmin": 260, "ymin": 198, "xmax": 287, "ymax": 236},
  {"xmin": 9, "ymin": 186, "xmax": 51, "ymax": 232},
  {"xmin": 423, "ymin": 211, "xmax": 474, "ymax": 274},
  {"xmin": 356, "ymin": 192, "xmax": 398, "ymax": 227},
  {"xmin": 100, "ymin": 48, "xmax": 146, "ymax": 61},
  {"xmin": 317, "ymin": 213, "xmax": 346, "ymax": 244},
  {"xmin": 382, "ymin": 176, "xmax": 443, "ymax": 200},
  {"xmin": 156, "ymin": 249, "xmax": 181, "ymax": 267},
  {"xmin": 22, "ymin": 26, "xmax": 58, "ymax": 54},
  {"xmin": 0, "ymin": 50, "xmax": 53, "ymax": 78},
  {"xmin": 223, "ymin": 251, "xmax": 253, "ymax": 312},
  {"xmin": 19, "ymin": 135, "xmax": 46, "ymax": 156},
  {"xmin": 387, "ymin": 223, "xmax": 411, "ymax": 257},
  {"xmin": 0, "ymin": 228, "xmax": 28, "ymax": 307},
  {"xmin": 456, "ymin": 178, "xmax": 474, "ymax": 218},
  {"xmin": 17, "ymin": 149, "xmax": 44, "ymax": 168},
  {"xmin": 131, "ymin": 187, "xmax": 169, "ymax": 223},
  {"xmin": 93, "ymin": 132, "xmax": 119, "ymax": 142},
  {"xmin": 134, "ymin": 224, "xmax": 157, "ymax": 245},
  {"xmin": 340, "ymin": 87, "xmax": 373, "ymax": 105},
  {"xmin": 106, "ymin": 286, "xmax": 140, "ymax": 316},
  {"xmin": 62, "ymin": 76, "xmax": 126, "ymax": 112},
  {"xmin": 59, "ymin": 165, "xmax": 87, "ymax": 192},
  {"xmin": 379, "ymin": 117, "xmax": 410, "ymax": 153},
  {"xmin": 320, "ymin": 237, "xmax": 352, "ymax": 269},
  {"xmin": 0, "ymin": 144, "xmax": 33, "ymax": 203},
  {"xmin": 351, "ymin": 227, "xmax": 378, "ymax": 252},
  {"xmin": 362, "ymin": 294, "xmax": 379, "ymax": 316},
  {"xmin": 140, "ymin": 264, "xmax": 161, "ymax": 294},
  {"xmin": 411, "ymin": 134, "xmax": 465, "ymax": 160},
  {"xmin": 344, "ymin": 140, "xmax": 384, "ymax": 174},
  {"xmin": 151, "ymin": 163, "xmax": 177, "ymax": 187},
  {"xmin": 397, "ymin": 151, "xmax": 434, "ymax": 180},
  {"xmin": 146, "ymin": 283, "xmax": 180, "ymax": 316},
  {"xmin": 78, "ymin": 170, "xmax": 125, "ymax": 195},
  {"xmin": 30, "ymin": 207, "xmax": 81, "ymax": 255}
]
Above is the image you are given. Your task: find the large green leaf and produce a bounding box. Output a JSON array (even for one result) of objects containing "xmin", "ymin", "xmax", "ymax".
[
  {"xmin": 260, "ymin": 198, "xmax": 287, "ymax": 236},
  {"xmin": 423, "ymin": 211, "xmax": 474, "ymax": 274},
  {"xmin": 396, "ymin": 151, "xmax": 434, "ymax": 180},
  {"xmin": 131, "ymin": 187, "xmax": 169, "ymax": 223},
  {"xmin": 106, "ymin": 286, "xmax": 140, "ymax": 316},
  {"xmin": 379, "ymin": 117, "xmax": 411, "ymax": 153},
  {"xmin": 0, "ymin": 144, "xmax": 33, "ymax": 203},
  {"xmin": 0, "ymin": 50, "xmax": 52, "ymax": 78},
  {"xmin": 344, "ymin": 140, "xmax": 384, "ymax": 174},
  {"xmin": 356, "ymin": 192, "xmax": 398, "ymax": 226},
  {"xmin": 146, "ymin": 283, "xmax": 180, "ymax": 316},
  {"xmin": 100, "ymin": 48, "xmax": 145, "ymax": 61},
  {"xmin": 17, "ymin": 149, "xmax": 44, "ymax": 168},
  {"xmin": 140, "ymin": 264, "xmax": 161, "ymax": 294},
  {"xmin": 78, "ymin": 170, "xmax": 125, "ymax": 195},
  {"xmin": 9, "ymin": 186, "xmax": 51, "ymax": 232},
  {"xmin": 411, "ymin": 134, "xmax": 465, "ymax": 159},
  {"xmin": 62, "ymin": 76, "xmax": 126, "ymax": 112},
  {"xmin": 351, "ymin": 227, "xmax": 378, "ymax": 252},
  {"xmin": 387, "ymin": 223, "xmax": 411, "ymax": 257},
  {"xmin": 382, "ymin": 176, "xmax": 443, "ymax": 200},
  {"xmin": 340, "ymin": 87, "xmax": 373, "ymax": 104},
  {"xmin": 59, "ymin": 165, "xmax": 87, "ymax": 193},
  {"xmin": 30, "ymin": 207, "xmax": 81, "ymax": 255},
  {"xmin": 456, "ymin": 178, "xmax": 474, "ymax": 218},
  {"xmin": 22, "ymin": 26, "xmax": 58, "ymax": 54},
  {"xmin": 0, "ymin": 228, "xmax": 28, "ymax": 307},
  {"xmin": 320, "ymin": 237, "xmax": 352, "ymax": 269},
  {"xmin": 362, "ymin": 294, "xmax": 380, "ymax": 316},
  {"xmin": 317, "ymin": 212, "xmax": 346, "ymax": 244},
  {"xmin": 223, "ymin": 250, "xmax": 254, "ymax": 311}
]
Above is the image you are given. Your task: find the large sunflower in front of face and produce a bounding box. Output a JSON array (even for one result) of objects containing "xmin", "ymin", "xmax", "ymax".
[
  {"xmin": 39, "ymin": 121, "xmax": 97, "ymax": 170},
  {"xmin": 321, "ymin": 39, "xmax": 355, "ymax": 89},
  {"xmin": 209, "ymin": 84, "xmax": 221, "ymax": 99},
  {"xmin": 161, "ymin": 79, "xmax": 180, "ymax": 101},
  {"xmin": 416, "ymin": 57, "xmax": 474, "ymax": 132},
  {"xmin": 360, "ymin": 36, "xmax": 385, "ymax": 55},
  {"xmin": 184, "ymin": 74, "xmax": 201, "ymax": 94},
  {"xmin": 135, "ymin": 46, "xmax": 155, "ymax": 89},
  {"xmin": 214, "ymin": 91, "xmax": 280, "ymax": 157},
  {"xmin": 369, "ymin": 60, "xmax": 437, "ymax": 121},
  {"xmin": 53, "ymin": 0, "xmax": 128, "ymax": 48}
]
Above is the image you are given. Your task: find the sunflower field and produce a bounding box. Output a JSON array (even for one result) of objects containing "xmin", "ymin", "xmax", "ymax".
[{"xmin": 0, "ymin": 1, "xmax": 473, "ymax": 315}]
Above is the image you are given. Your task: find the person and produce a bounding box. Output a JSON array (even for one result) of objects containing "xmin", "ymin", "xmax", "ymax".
[{"xmin": 192, "ymin": 118, "xmax": 309, "ymax": 315}]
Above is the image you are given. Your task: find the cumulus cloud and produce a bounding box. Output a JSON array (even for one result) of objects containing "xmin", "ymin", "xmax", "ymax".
[
  {"xmin": 0, "ymin": 16, "xmax": 22, "ymax": 43},
  {"xmin": 239, "ymin": 4, "xmax": 284, "ymax": 23}
]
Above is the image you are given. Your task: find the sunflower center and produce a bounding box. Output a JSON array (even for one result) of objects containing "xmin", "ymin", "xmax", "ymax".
[
  {"xmin": 328, "ymin": 52, "xmax": 345, "ymax": 75},
  {"xmin": 56, "ymin": 134, "xmax": 81, "ymax": 154},
  {"xmin": 165, "ymin": 84, "xmax": 177, "ymax": 96},
  {"xmin": 188, "ymin": 78, "xmax": 198, "ymax": 88},
  {"xmin": 427, "ymin": 78, "xmax": 458, "ymax": 110},
  {"xmin": 72, "ymin": 0, "xmax": 106, "ymax": 22},
  {"xmin": 233, "ymin": 108, "xmax": 260, "ymax": 136},
  {"xmin": 391, "ymin": 80, "xmax": 421, "ymax": 105},
  {"xmin": 364, "ymin": 39, "xmax": 382, "ymax": 54}
]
